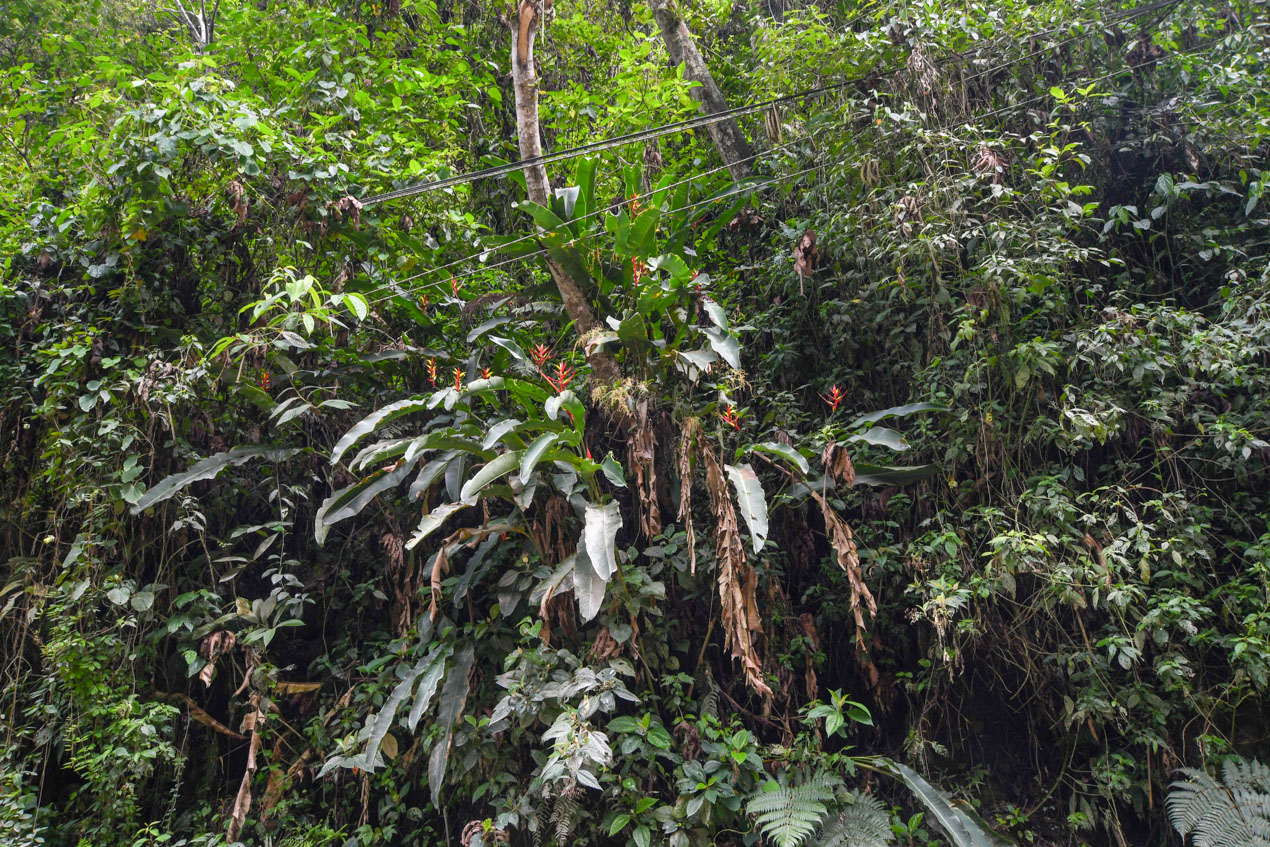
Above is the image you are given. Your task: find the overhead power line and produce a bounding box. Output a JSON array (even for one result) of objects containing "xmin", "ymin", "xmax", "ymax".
[
  {"xmin": 356, "ymin": 0, "xmax": 1181, "ymax": 207},
  {"xmin": 367, "ymin": 27, "xmax": 1219, "ymax": 310}
]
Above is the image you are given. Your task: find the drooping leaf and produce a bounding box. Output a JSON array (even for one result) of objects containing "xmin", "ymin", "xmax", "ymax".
[
  {"xmin": 428, "ymin": 643, "xmax": 475, "ymax": 806},
  {"xmin": 409, "ymin": 450, "xmax": 463, "ymax": 501},
  {"xmin": 466, "ymin": 316, "xmax": 511, "ymax": 343},
  {"xmin": 521, "ymin": 432, "xmax": 561, "ymax": 481},
  {"xmin": 726, "ymin": 463, "xmax": 768, "ymax": 553},
  {"xmin": 331, "ymin": 398, "xmax": 431, "ymax": 466},
  {"xmin": 847, "ymin": 402, "xmax": 948, "ymax": 429},
  {"xmin": 870, "ymin": 757, "xmax": 1009, "ymax": 847},
  {"xmin": 571, "ymin": 548, "xmax": 606, "ymax": 622},
  {"xmin": 406, "ymin": 501, "xmax": 471, "ymax": 550},
  {"xmin": 460, "ymin": 451, "xmax": 521, "ymax": 503},
  {"xmin": 845, "ymin": 426, "xmax": 909, "ymax": 452},
  {"xmin": 852, "ymin": 463, "xmax": 940, "ymax": 486},
  {"xmin": 745, "ymin": 442, "xmax": 810, "ymax": 475},
  {"xmin": 407, "ymin": 643, "xmax": 454, "ymax": 732},
  {"xmin": 703, "ymin": 326, "xmax": 741, "ymax": 370},
  {"xmin": 600, "ymin": 453, "xmax": 627, "ymax": 488},
  {"xmin": 315, "ymin": 461, "xmax": 414, "ymax": 544},
  {"xmin": 582, "ymin": 500, "xmax": 622, "ymax": 582},
  {"xmin": 131, "ymin": 447, "xmax": 299, "ymax": 514}
]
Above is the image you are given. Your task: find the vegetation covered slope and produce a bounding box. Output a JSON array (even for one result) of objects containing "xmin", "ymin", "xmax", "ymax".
[{"xmin": 1, "ymin": 0, "xmax": 1267, "ymax": 845}]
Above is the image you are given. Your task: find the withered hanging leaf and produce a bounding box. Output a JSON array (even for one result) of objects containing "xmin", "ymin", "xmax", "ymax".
[
  {"xmin": 678, "ymin": 418, "xmax": 700, "ymax": 574},
  {"xmin": 821, "ymin": 442, "xmax": 856, "ymax": 488},
  {"xmin": 793, "ymin": 229, "xmax": 820, "ymax": 281},
  {"xmin": 628, "ymin": 398, "xmax": 662, "ymax": 537},
  {"xmin": 808, "ymin": 488, "xmax": 879, "ymax": 685},
  {"xmin": 198, "ymin": 629, "xmax": 237, "ymax": 687},
  {"xmin": 700, "ymin": 442, "xmax": 773, "ymax": 699},
  {"xmin": 227, "ymin": 694, "xmax": 265, "ymax": 842}
]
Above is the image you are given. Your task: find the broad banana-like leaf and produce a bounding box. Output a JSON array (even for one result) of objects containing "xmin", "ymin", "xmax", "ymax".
[
  {"xmin": 847, "ymin": 402, "xmax": 948, "ymax": 429},
  {"xmin": 726, "ymin": 463, "xmax": 768, "ymax": 553},
  {"xmin": 582, "ymin": 500, "xmax": 622, "ymax": 582},
  {"xmin": 460, "ymin": 451, "xmax": 521, "ymax": 503},
  {"xmin": 428, "ymin": 643, "xmax": 475, "ymax": 806},
  {"xmin": 703, "ymin": 326, "xmax": 741, "ymax": 369},
  {"xmin": 572, "ymin": 548, "xmax": 606, "ymax": 622},
  {"xmin": 131, "ymin": 447, "xmax": 299, "ymax": 514},
  {"xmin": 406, "ymin": 501, "xmax": 472, "ymax": 550},
  {"xmin": 846, "ymin": 426, "xmax": 909, "ymax": 452},
  {"xmin": 331, "ymin": 397, "xmax": 431, "ymax": 466},
  {"xmin": 745, "ymin": 442, "xmax": 809, "ymax": 475},
  {"xmin": 871, "ymin": 757, "xmax": 1010, "ymax": 847},
  {"xmin": 315, "ymin": 461, "xmax": 414, "ymax": 544},
  {"xmin": 521, "ymin": 432, "xmax": 561, "ymax": 481}
]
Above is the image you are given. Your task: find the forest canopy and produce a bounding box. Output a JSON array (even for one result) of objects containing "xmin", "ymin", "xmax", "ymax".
[{"xmin": 1, "ymin": 0, "xmax": 1269, "ymax": 845}]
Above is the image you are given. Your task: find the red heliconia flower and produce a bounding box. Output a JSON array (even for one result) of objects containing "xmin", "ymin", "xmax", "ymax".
[
  {"xmin": 628, "ymin": 194, "xmax": 645, "ymax": 215},
  {"xmin": 453, "ymin": 367, "xmax": 463, "ymax": 391},
  {"xmin": 720, "ymin": 405, "xmax": 742, "ymax": 431},
  {"xmin": 631, "ymin": 257, "xmax": 646, "ymax": 285},
  {"xmin": 450, "ymin": 276, "xmax": 461, "ymax": 297},
  {"xmin": 820, "ymin": 384, "xmax": 845, "ymax": 413},
  {"xmin": 585, "ymin": 446, "xmax": 593, "ymax": 461},
  {"xmin": 545, "ymin": 361, "xmax": 576, "ymax": 393},
  {"xmin": 426, "ymin": 357, "xmax": 438, "ymax": 386},
  {"xmin": 418, "ymin": 294, "xmax": 430, "ymax": 310},
  {"xmin": 530, "ymin": 343, "xmax": 552, "ymax": 368},
  {"xmin": 481, "ymin": 367, "xmax": 493, "ymax": 380},
  {"xmin": 259, "ymin": 372, "xmax": 271, "ymax": 392}
]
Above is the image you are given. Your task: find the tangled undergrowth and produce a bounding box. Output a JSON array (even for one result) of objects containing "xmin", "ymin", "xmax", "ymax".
[{"xmin": 1, "ymin": 0, "xmax": 1268, "ymax": 845}]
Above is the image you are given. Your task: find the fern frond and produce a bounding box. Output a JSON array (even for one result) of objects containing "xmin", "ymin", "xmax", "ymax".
[
  {"xmin": 817, "ymin": 790, "xmax": 894, "ymax": 847},
  {"xmin": 696, "ymin": 666, "xmax": 720, "ymax": 719},
  {"xmin": 747, "ymin": 772, "xmax": 842, "ymax": 847},
  {"xmin": 550, "ymin": 785, "xmax": 581, "ymax": 846},
  {"xmin": 1167, "ymin": 758, "xmax": 1270, "ymax": 847}
]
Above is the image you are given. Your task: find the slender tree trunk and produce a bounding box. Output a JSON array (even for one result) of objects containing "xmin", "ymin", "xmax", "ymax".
[
  {"xmin": 510, "ymin": 1, "xmax": 622, "ymax": 386},
  {"xmin": 648, "ymin": 0, "xmax": 753, "ymax": 181}
]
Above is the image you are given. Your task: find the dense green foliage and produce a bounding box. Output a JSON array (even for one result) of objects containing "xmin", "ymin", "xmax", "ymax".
[{"xmin": 2, "ymin": 0, "xmax": 1268, "ymax": 845}]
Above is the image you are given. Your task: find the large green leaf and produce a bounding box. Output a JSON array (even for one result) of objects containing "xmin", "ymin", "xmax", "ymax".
[
  {"xmin": 571, "ymin": 548, "xmax": 605, "ymax": 622},
  {"xmin": 407, "ymin": 643, "xmax": 454, "ymax": 732},
  {"xmin": 869, "ymin": 758, "xmax": 1009, "ymax": 847},
  {"xmin": 406, "ymin": 501, "xmax": 472, "ymax": 550},
  {"xmin": 331, "ymin": 398, "xmax": 431, "ymax": 466},
  {"xmin": 315, "ymin": 461, "xmax": 414, "ymax": 544},
  {"xmin": 409, "ymin": 450, "xmax": 463, "ymax": 501},
  {"xmin": 852, "ymin": 463, "xmax": 940, "ymax": 487},
  {"xmin": 703, "ymin": 326, "xmax": 741, "ymax": 370},
  {"xmin": 459, "ymin": 450, "xmax": 521, "ymax": 503},
  {"xmin": 521, "ymin": 432, "xmax": 561, "ymax": 481},
  {"xmin": 846, "ymin": 426, "xmax": 909, "ymax": 452},
  {"xmin": 848, "ymin": 402, "xmax": 948, "ymax": 429},
  {"xmin": 428, "ymin": 643, "xmax": 475, "ymax": 806},
  {"xmin": 582, "ymin": 500, "xmax": 622, "ymax": 582},
  {"xmin": 131, "ymin": 447, "xmax": 299, "ymax": 514},
  {"xmin": 745, "ymin": 442, "xmax": 809, "ymax": 475},
  {"xmin": 725, "ymin": 463, "xmax": 768, "ymax": 553}
]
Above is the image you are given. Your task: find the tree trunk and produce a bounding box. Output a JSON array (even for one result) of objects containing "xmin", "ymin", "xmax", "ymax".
[
  {"xmin": 648, "ymin": 0, "xmax": 753, "ymax": 181},
  {"xmin": 510, "ymin": 1, "xmax": 622, "ymax": 386}
]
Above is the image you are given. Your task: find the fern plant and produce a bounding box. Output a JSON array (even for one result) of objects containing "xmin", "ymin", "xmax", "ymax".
[
  {"xmin": 817, "ymin": 791, "xmax": 893, "ymax": 847},
  {"xmin": 746, "ymin": 771, "xmax": 843, "ymax": 847},
  {"xmin": 1167, "ymin": 756, "xmax": 1270, "ymax": 847}
]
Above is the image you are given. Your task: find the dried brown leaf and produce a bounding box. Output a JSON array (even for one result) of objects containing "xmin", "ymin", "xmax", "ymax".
[
  {"xmin": 678, "ymin": 418, "xmax": 700, "ymax": 574},
  {"xmin": 628, "ymin": 398, "xmax": 662, "ymax": 537},
  {"xmin": 700, "ymin": 442, "xmax": 773, "ymax": 699},
  {"xmin": 821, "ymin": 442, "xmax": 855, "ymax": 488},
  {"xmin": 198, "ymin": 629, "xmax": 237, "ymax": 687},
  {"xmin": 226, "ymin": 694, "xmax": 265, "ymax": 842}
]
